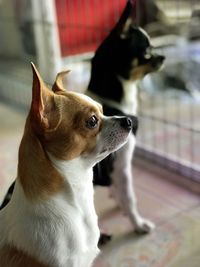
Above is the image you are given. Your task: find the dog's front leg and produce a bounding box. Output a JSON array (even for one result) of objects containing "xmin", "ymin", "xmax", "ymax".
[{"xmin": 110, "ymin": 135, "xmax": 155, "ymax": 233}]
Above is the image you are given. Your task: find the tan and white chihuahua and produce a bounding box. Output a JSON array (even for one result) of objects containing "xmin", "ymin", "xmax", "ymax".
[{"xmin": 0, "ymin": 63, "xmax": 133, "ymax": 267}]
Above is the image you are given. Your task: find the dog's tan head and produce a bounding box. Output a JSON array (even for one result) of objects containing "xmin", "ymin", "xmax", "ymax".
[
  {"xmin": 29, "ymin": 63, "xmax": 132, "ymax": 164},
  {"xmin": 30, "ymin": 63, "xmax": 103, "ymax": 162},
  {"xmin": 18, "ymin": 64, "xmax": 132, "ymax": 199},
  {"xmin": 18, "ymin": 64, "xmax": 132, "ymax": 200}
]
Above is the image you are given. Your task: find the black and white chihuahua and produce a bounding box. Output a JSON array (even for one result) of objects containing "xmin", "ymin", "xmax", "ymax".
[{"xmin": 87, "ymin": 0, "xmax": 165, "ymax": 235}]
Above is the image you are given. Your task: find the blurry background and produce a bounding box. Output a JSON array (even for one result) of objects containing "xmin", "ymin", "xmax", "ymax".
[{"xmin": 0, "ymin": 1, "xmax": 200, "ymax": 267}]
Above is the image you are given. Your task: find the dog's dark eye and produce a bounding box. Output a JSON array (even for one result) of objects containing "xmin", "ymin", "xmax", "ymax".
[{"xmin": 86, "ymin": 115, "xmax": 98, "ymax": 129}]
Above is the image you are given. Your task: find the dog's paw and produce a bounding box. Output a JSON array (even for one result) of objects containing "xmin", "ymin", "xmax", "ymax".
[{"xmin": 134, "ymin": 218, "xmax": 155, "ymax": 234}]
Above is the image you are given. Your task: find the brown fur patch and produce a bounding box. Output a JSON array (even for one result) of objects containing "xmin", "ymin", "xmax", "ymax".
[
  {"xmin": 0, "ymin": 245, "xmax": 50, "ymax": 267},
  {"xmin": 18, "ymin": 119, "xmax": 64, "ymax": 200},
  {"xmin": 130, "ymin": 64, "xmax": 154, "ymax": 80},
  {"xmin": 41, "ymin": 92, "xmax": 103, "ymax": 160}
]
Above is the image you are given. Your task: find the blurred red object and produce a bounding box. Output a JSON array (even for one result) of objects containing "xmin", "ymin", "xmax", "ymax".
[{"xmin": 55, "ymin": 0, "xmax": 126, "ymax": 56}]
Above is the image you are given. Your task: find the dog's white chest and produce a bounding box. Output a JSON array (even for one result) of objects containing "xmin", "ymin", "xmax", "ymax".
[
  {"xmin": 120, "ymin": 78, "xmax": 138, "ymax": 115},
  {"xmin": 46, "ymin": 188, "xmax": 100, "ymax": 266},
  {"xmin": 1, "ymin": 175, "xmax": 99, "ymax": 267},
  {"xmin": 43, "ymin": 156, "xmax": 100, "ymax": 266}
]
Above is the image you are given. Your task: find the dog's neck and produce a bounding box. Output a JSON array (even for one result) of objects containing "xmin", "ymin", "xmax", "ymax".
[
  {"xmin": 2, "ymin": 128, "xmax": 99, "ymax": 267},
  {"xmin": 48, "ymin": 153, "xmax": 93, "ymax": 188},
  {"xmin": 17, "ymin": 120, "xmax": 65, "ymax": 201},
  {"xmin": 87, "ymin": 76, "xmax": 138, "ymax": 116},
  {"xmin": 118, "ymin": 76, "xmax": 138, "ymax": 115}
]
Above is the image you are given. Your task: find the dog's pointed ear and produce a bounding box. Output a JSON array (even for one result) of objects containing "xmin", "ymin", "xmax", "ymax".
[
  {"xmin": 115, "ymin": 0, "xmax": 136, "ymax": 38},
  {"xmin": 52, "ymin": 70, "xmax": 70, "ymax": 92},
  {"xmin": 30, "ymin": 62, "xmax": 55, "ymax": 130}
]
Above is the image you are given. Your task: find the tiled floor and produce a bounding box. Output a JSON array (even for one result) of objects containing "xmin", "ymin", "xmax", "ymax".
[{"xmin": 0, "ymin": 102, "xmax": 200, "ymax": 267}]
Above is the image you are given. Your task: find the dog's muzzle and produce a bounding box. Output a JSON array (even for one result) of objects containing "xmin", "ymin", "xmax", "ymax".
[
  {"xmin": 151, "ymin": 55, "xmax": 165, "ymax": 69},
  {"xmin": 114, "ymin": 116, "xmax": 133, "ymax": 131}
]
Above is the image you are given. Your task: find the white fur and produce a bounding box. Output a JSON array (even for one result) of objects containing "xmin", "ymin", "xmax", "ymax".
[
  {"xmin": 0, "ymin": 156, "xmax": 100, "ymax": 267},
  {"xmin": 110, "ymin": 134, "xmax": 155, "ymax": 232},
  {"xmin": 118, "ymin": 76, "xmax": 138, "ymax": 115},
  {"xmin": 139, "ymin": 27, "xmax": 151, "ymax": 43},
  {"xmin": 112, "ymin": 77, "xmax": 155, "ymax": 232},
  {"xmin": 112, "ymin": 78, "xmax": 155, "ymax": 232},
  {"xmin": 87, "ymin": 76, "xmax": 155, "ymax": 233}
]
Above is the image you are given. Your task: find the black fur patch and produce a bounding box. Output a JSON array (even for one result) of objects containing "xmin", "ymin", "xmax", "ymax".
[
  {"xmin": 0, "ymin": 182, "xmax": 15, "ymax": 210},
  {"xmin": 88, "ymin": 1, "xmax": 165, "ymax": 104}
]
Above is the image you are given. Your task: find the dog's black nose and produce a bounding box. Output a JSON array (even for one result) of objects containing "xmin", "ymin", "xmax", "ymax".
[
  {"xmin": 159, "ymin": 55, "xmax": 165, "ymax": 62},
  {"xmin": 151, "ymin": 54, "xmax": 165, "ymax": 68},
  {"xmin": 120, "ymin": 117, "xmax": 132, "ymax": 131}
]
